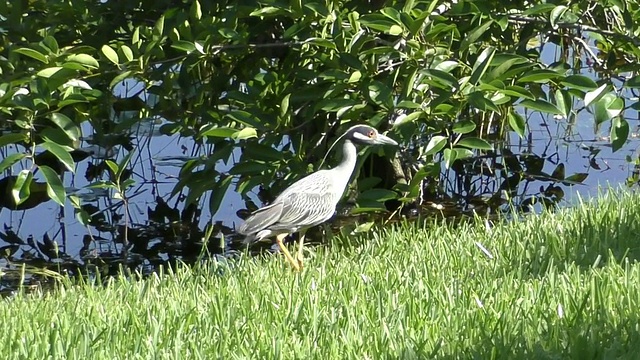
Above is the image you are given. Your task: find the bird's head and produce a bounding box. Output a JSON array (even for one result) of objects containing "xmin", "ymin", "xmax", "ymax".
[{"xmin": 344, "ymin": 125, "xmax": 398, "ymax": 146}]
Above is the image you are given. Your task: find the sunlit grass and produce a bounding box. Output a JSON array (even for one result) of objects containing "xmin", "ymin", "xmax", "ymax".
[{"xmin": 2, "ymin": 190, "xmax": 640, "ymax": 359}]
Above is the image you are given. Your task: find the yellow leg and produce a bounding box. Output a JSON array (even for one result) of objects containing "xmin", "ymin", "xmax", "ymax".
[
  {"xmin": 276, "ymin": 234, "xmax": 300, "ymax": 271},
  {"xmin": 296, "ymin": 230, "xmax": 306, "ymax": 270}
]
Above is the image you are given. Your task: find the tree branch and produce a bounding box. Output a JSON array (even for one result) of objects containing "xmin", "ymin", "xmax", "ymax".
[{"xmin": 506, "ymin": 14, "xmax": 640, "ymax": 47}]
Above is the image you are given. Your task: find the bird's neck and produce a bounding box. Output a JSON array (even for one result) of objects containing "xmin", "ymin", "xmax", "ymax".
[{"xmin": 332, "ymin": 139, "xmax": 358, "ymax": 190}]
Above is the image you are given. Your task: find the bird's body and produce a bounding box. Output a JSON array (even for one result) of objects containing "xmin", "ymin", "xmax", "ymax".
[
  {"xmin": 239, "ymin": 139, "xmax": 357, "ymax": 242},
  {"xmin": 238, "ymin": 125, "xmax": 398, "ymax": 270}
]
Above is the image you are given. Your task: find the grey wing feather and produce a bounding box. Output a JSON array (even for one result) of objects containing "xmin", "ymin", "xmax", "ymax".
[
  {"xmin": 238, "ymin": 201, "xmax": 284, "ymax": 235},
  {"xmin": 238, "ymin": 170, "xmax": 341, "ymax": 236},
  {"xmin": 276, "ymin": 193, "xmax": 336, "ymax": 229}
]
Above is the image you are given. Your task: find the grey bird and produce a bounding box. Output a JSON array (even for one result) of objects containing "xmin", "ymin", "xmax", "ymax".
[{"xmin": 238, "ymin": 124, "xmax": 398, "ymax": 271}]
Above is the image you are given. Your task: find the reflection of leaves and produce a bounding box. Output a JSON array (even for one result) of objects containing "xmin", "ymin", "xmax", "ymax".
[
  {"xmin": 37, "ymin": 233, "xmax": 60, "ymax": 259},
  {"xmin": 563, "ymin": 173, "xmax": 589, "ymax": 185},
  {"xmin": 550, "ymin": 163, "xmax": 565, "ymax": 181},
  {"xmin": 0, "ymin": 245, "xmax": 20, "ymax": 259},
  {"xmin": 523, "ymin": 154, "xmax": 544, "ymax": 174},
  {"xmin": 0, "ymin": 227, "xmax": 25, "ymax": 245}
]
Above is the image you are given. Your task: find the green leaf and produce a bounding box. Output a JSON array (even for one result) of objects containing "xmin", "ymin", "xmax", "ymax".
[
  {"xmin": 39, "ymin": 141, "xmax": 75, "ymax": 173},
  {"xmin": 39, "ymin": 165, "xmax": 66, "ymax": 206},
  {"xmin": 425, "ymin": 135, "xmax": 448, "ymax": 156},
  {"xmin": 456, "ymin": 137, "xmax": 494, "ymax": 151},
  {"xmin": 101, "ymin": 45, "xmax": 119, "ymax": 65},
  {"xmin": 443, "ymin": 148, "xmax": 456, "ymax": 169},
  {"xmin": 606, "ymin": 97, "xmax": 625, "ymax": 118},
  {"xmin": 13, "ymin": 48, "xmax": 48, "ymax": 63},
  {"xmin": 0, "ymin": 153, "xmax": 27, "ymax": 174},
  {"xmin": 508, "ymin": 111, "xmax": 526, "ymax": 138},
  {"xmin": 120, "ymin": 45, "xmax": 134, "ymax": 62},
  {"xmin": 460, "ymin": 20, "xmax": 494, "ymax": 51},
  {"xmin": 66, "ymin": 54, "xmax": 99, "ymax": 69},
  {"xmin": 225, "ymin": 110, "xmax": 262, "ymax": 128},
  {"xmin": 280, "ymin": 94, "xmax": 290, "ymax": 117},
  {"xmin": 434, "ymin": 60, "xmax": 459, "ymax": 73},
  {"xmin": 154, "ymin": 15, "xmax": 165, "ymax": 36},
  {"xmin": 12, "ymin": 170, "xmax": 33, "ymax": 207},
  {"xmin": 233, "ymin": 127, "xmax": 257, "ymax": 140},
  {"xmin": 250, "ymin": 6, "xmax": 287, "ymax": 16},
  {"xmin": 243, "ymin": 143, "xmax": 285, "ymax": 162},
  {"xmin": 116, "ymin": 151, "xmax": 135, "ymax": 181},
  {"xmin": 584, "ymin": 84, "xmax": 609, "ymax": 107},
  {"xmin": 42, "ymin": 36, "xmax": 59, "ymax": 54},
  {"xmin": 171, "ymin": 41, "xmax": 196, "ymax": 53},
  {"xmin": 319, "ymin": 98, "xmax": 359, "ymax": 112},
  {"xmin": 304, "ymin": 38, "xmax": 336, "ymax": 49},
  {"xmin": 523, "ymin": 3, "xmax": 557, "ymax": 15},
  {"xmin": 554, "ymin": 89, "xmax": 572, "ymax": 117},
  {"xmin": 359, "ymin": 16, "xmax": 397, "ymax": 32},
  {"xmin": 611, "ymin": 117, "xmax": 629, "ymax": 152},
  {"xmin": 469, "ymin": 47, "xmax": 496, "ymax": 85},
  {"xmin": 624, "ymin": 75, "xmax": 640, "ymax": 88},
  {"xmin": 550, "ymin": 6, "xmax": 568, "ymax": 28},
  {"xmin": 393, "ymin": 111, "xmax": 423, "ymax": 127},
  {"xmin": 358, "ymin": 189, "xmax": 398, "ymax": 202},
  {"xmin": 109, "ymin": 70, "xmax": 133, "ymax": 89},
  {"xmin": 229, "ymin": 161, "xmax": 270, "ymax": 175},
  {"xmin": 86, "ymin": 180, "xmax": 116, "ymax": 190},
  {"xmin": 421, "ymin": 69, "xmax": 459, "ymax": 90},
  {"xmin": 593, "ymin": 93, "xmax": 624, "ymax": 125},
  {"xmin": 520, "ymin": 99, "xmax": 562, "ymax": 114},
  {"xmin": 0, "ymin": 133, "xmax": 27, "ymax": 147},
  {"xmin": 36, "ymin": 67, "xmax": 64, "ymax": 78},
  {"xmin": 499, "ymin": 85, "xmax": 535, "ymax": 100},
  {"xmin": 200, "ymin": 126, "xmax": 237, "ymax": 138},
  {"xmin": 467, "ymin": 92, "xmax": 499, "ymax": 112},
  {"xmin": 560, "ymin": 75, "xmax": 598, "ymax": 91},
  {"xmin": 347, "ymin": 71, "xmax": 362, "ymax": 83},
  {"xmin": 104, "ymin": 160, "xmax": 119, "ymax": 178},
  {"xmin": 388, "ymin": 25, "xmax": 403, "ymax": 35},
  {"xmin": 517, "ymin": 70, "xmax": 562, "ymax": 83},
  {"xmin": 49, "ymin": 113, "xmax": 81, "ymax": 142},
  {"xmin": 453, "ymin": 121, "xmax": 476, "ymax": 134},
  {"xmin": 191, "ymin": 0, "xmax": 202, "ymax": 20},
  {"xmin": 487, "ymin": 55, "xmax": 529, "ymax": 82}
]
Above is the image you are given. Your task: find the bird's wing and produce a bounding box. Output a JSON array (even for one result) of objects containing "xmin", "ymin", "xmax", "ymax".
[
  {"xmin": 274, "ymin": 192, "xmax": 336, "ymax": 230},
  {"xmin": 238, "ymin": 201, "xmax": 284, "ymax": 235},
  {"xmin": 239, "ymin": 170, "xmax": 340, "ymax": 235},
  {"xmin": 270, "ymin": 171, "xmax": 338, "ymax": 229}
]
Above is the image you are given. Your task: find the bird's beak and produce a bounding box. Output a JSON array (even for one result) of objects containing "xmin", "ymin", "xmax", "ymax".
[{"xmin": 375, "ymin": 133, "xmax": 398, "ymax": 146}]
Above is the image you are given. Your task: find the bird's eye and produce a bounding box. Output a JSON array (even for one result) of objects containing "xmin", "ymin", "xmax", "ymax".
[{"xmin": 368, "ymin": 130, "xmax": 376, "ymax": 138}]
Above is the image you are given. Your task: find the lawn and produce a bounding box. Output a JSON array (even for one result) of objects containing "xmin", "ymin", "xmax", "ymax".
[{"xmin": 1, "ymin": 190, "xmax": 640, "ymax": 359}]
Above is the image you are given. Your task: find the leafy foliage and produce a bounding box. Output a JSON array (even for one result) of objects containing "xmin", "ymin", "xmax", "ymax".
[{"xmin": 1, "ymin": 0, "xmax": 639, "ymax": 218}]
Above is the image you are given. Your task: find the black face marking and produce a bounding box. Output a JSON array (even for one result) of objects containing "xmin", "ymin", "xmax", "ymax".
[{"xmin": 346, "ymin": 125, "xmax": 379, "ymax": 144}]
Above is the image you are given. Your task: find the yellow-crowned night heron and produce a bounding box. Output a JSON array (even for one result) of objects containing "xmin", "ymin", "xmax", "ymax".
[{"xmin": 238, "ymin": 124, "xmax": 398, "ymax": 271}]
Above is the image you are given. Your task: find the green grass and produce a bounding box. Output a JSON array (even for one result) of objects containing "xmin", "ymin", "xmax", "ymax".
[{"xmin": 2, "ymin": 190, "xmax": 640, "ymax": 359}]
